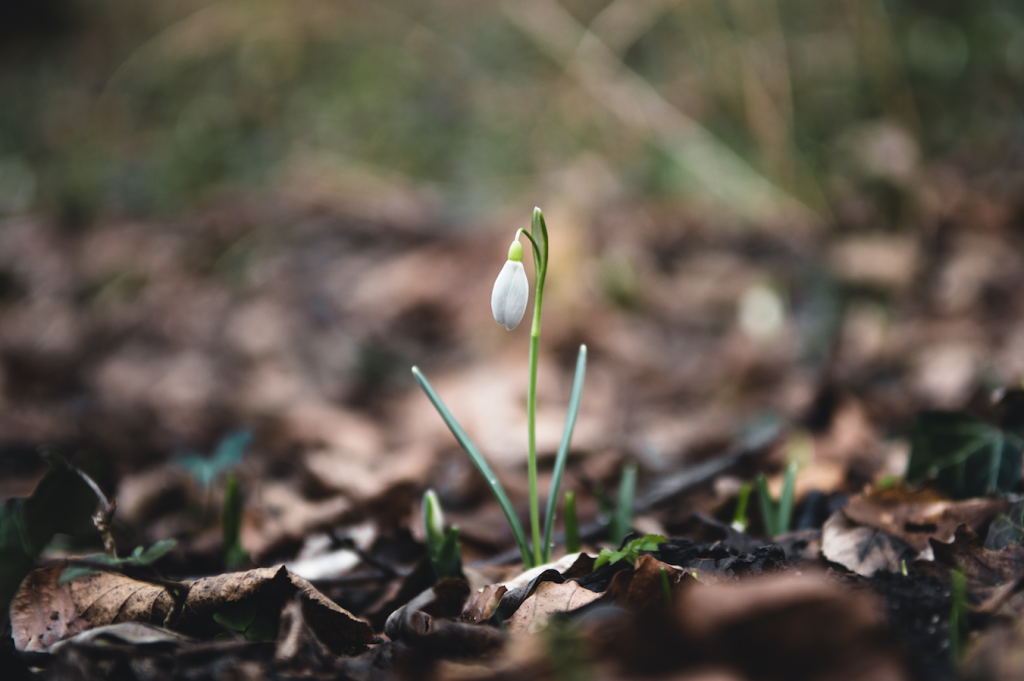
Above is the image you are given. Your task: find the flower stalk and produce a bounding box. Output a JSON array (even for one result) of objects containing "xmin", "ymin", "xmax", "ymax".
[{"xmin": 414, "ymin": 207, "xmax": 586, "ymax": 569}]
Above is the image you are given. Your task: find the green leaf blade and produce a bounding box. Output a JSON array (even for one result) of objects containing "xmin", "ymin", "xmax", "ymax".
[
  {"xmin": 542, "ymin": 344, "xmax": 588, "ymax": 561},
  {"xmin": 412, "ymin": 366, "xmax": 534, "ymax": 567}
]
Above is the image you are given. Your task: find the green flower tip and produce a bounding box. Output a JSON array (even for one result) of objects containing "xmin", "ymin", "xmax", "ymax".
[
  {"xmin": 508, "ymin": 239, "xmax": 524, "ymax": 262},
  {"xmin": 423, "ymin": 489, "xmax": 444, "ymax": 543}
]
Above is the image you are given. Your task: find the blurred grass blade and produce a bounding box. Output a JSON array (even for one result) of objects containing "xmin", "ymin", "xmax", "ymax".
[
  {"xmin": 139, "ymin": 538, "xmax": 177, "ymax": 565},
  {"xmin": 564, "ymin": 491, "xmax": 580, "ymax": 554},
  {"xmin": 223, "ymin": 473, "xmax": 247, "ymax": 570},
  {"xmin": 411, "ymin": 366, "xmax": 533, "ymax": 567},
  {"xmin": 732, "ymin": 481, "xmax": 752, "ymax": 532},
  {"xmin": 542, "ymin": 344, "xmax": 587, "ymax": 561},
  {"xmin": 777, "ymin": 461, "xmax": 798, "ymax": 536},
  {"xmin": 613, "ymin": 463, "xmax": 638, "ymax": 546},
  {"xmin": 756, "ymin": 473, "xmax": 777, "ymax": 537}
]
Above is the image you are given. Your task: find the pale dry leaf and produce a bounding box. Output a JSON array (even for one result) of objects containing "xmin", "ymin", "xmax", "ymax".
[
  {"xmin": 505, "ymin": 580, "xmax": 601, "ymax": 635},
  {"xmin": 821, "ymin": 513, "xmax": 913, "ymax": 576}
]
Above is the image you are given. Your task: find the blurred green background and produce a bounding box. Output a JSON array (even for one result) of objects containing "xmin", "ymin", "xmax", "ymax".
[{"xmin": 1, "ymin": 0, "xmax": 1022, "ymax": 227}]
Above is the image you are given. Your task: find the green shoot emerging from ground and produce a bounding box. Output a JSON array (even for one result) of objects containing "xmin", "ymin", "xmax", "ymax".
[
  {"xmin": 422, "ymin": 489, "xmax": 461, "ymax": 580},
  {"xmin": 757, "ymin": 461, "xmax": 798, "ymax": 538},
  {"xmin": 412, "ymin": 208, "xmax": 588, "ymax": 569},
  {"xmin": 223, "ymin": 473, "xmax": 248, "ymax": 571},
  {"xmin": 593, "ymin": 534, "xmax": 666, "ymax": 571}
]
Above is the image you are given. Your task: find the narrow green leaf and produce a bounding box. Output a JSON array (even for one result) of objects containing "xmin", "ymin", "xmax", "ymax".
[
  {"xmin": 222, "ymin": 473, "xmax": 246, "ymax": 570},
  {"xmin": 412, "ymin": 366, "xmax": 533, "ymax": 567},
  {"xmin": 777, "ymin": 461, "xmax": 798, "ymax": 535},
  {"xmin": 138, "ymin": 539, "xmax": 177, "ymax": 565},
  {"xmin": 435, "ymin": 527, "xmax": 462, "ymax": 580},
  {"xmin": 563, "ymin": 491, "xmax": 581, "ymax": 554},
  {"xmin": 949, "ymin": 566, "xmax": 967, "ymax": 666},
  {"xmin": 612, "ymin": 463, "xmax": 638, "ymax": 547},
  {"xmin": 58, "ymin": 564, "xmax": 103, "ymax": 584},
  {"xmin": 732, "ymin": 482, "xmax": 752, "ymax": 531},
  {"xmin": 756, "ymin": 474, "xmax": 778, "ymax": 538},
  {"xmin": 542, "ymin": 344, "xmax": 588, "ymax": 561}
]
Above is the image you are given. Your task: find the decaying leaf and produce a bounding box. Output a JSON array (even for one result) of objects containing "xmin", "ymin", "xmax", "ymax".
[
  {"xmin": 384, "ymin": 579, "xmax": 505, "ymax": 656},
  {"xmin": 10, "ymin": 565, "xmax": 90, "ymax": 652},
  {"xmin": 599, "ymin": 554, "xmax": 692, "ymax": 612},
  {"xmin": 49, "ymin": 622, "xmax": 193, "ymax": 654},
  {"xmin": 919, "ymin": 526, "xmax": 1024, "ymax": 614},
  {"xmin": 506, "ymin": 580, "xmax": 601, "ymax": 635},
  {"xmin": 821, "ymin": 513, "xmax": 913, "ymax": 577},
  {"xmin": 11, "ymin": 564, "xmax": 373, "ymax": 656},
  {"xmin": 841, "ymin": 490, "xmax": 1009, "ymax": 558},
  {"xmin": 461, "ymin": 583, "xmax": 506, "ymax": 624}
]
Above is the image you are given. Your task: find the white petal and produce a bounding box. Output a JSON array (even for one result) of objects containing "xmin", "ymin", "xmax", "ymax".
[
  {"xmin": 491, "ymin": 261, "xmax": 515, "ymax": 325},
  {"xmin": 501, "ymin": 262, "xmax": 529, "ymax": 330}
]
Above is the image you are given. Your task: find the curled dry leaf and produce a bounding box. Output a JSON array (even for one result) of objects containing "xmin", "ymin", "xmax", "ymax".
[
  {"xmin": 10, "ymin": 564, "xmax": 373, "ymax": 656},
  {"xmin": 842, "ymin": 491, "xmax": 1009, "ymax": 558},
  {"xmin": 385, "ymin": 579, "xmax": 506, "ymax": 656},
  {"xmin": 461, "ymin": 584, "xmax": 506, "ymax": 625}
]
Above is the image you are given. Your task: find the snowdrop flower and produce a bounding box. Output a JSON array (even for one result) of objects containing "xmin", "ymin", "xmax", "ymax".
[{"xmin": 491, "ymin": 238, "xmax": 529, "ymax": 330}]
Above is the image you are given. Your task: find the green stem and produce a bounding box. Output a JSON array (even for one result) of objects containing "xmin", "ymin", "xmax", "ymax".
[
  {"xmin": 528, "ymin": 331, "xmax": 541, "ymax": 565},
  {"xmin": 527, "ymin": 207, "xmax": 548, "ymax": 566}
]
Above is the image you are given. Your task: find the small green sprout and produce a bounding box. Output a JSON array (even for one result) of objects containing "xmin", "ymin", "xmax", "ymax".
[
  {"xmin": 223, "ymin": 473, "xmax": 248, "ymax": 571},
  {"xmin": 563, "ymin": 490, "xmax": 581, "ymax": 554},
  {"xmin": 949, "ymin": 566, "xmax": 968, "ymax": 666},
  {"xmin": 731, "ymin": 481, "xmax": 753, "ymax": 532},
  {"xmin": 176, "ymin": 429, "xmax": 251, "ymax": 489},
  {"xmin": 609, "ymin": 462, "xmax": 638, "ymax": 547},
  {"xmin": 756, "ymin": 460, "xmax": 797, "ymax": 538},
  {"xmin": 593, "ymin": 534, "xmax": 666, "ymax": 571},
  {"xmin": 58, "ymin": 538, "xmax": 178, "ymax": 584},
  {"xmin": 423, "ymin": 489, "xmax": 461, "ymax": 580},
  {"xmin": 413, "ymin": 208, "xmax": 588, "ymax": 568}
]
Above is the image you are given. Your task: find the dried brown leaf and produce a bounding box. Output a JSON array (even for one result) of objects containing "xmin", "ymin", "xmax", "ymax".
[
  {"xmin": 600, "ymin": 554, "xmax": 692, "ymax": 612},
  {"xmin": 10, "ymin": 565, "xmax": 90, "ymax": 652},
  {"xmin": 461, "ymin": 584, "xmax": 506, "ymax": 625},
  {"xmin": 843, "ymin": 491, "xmax": 1009, "ymax": 556},
  {"xmin": 505, "ymin": 580, "xmax": 600, "ymax": 635},
  {"xmin": 922, "ymin": 526, "xmax": 1024, "ymax": 614},
  {"xmin": 821, "ymin": 512, "xmax": 912, "ymax": 576},
  {"xmin": 11, "ymin": 564, "xmax": 373, "ymax": 656}
]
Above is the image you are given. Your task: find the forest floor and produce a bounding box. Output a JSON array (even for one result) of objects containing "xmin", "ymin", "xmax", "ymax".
[{"xmin": 3, "ymin": 168, "xmax": 1024, "ymax": 680}]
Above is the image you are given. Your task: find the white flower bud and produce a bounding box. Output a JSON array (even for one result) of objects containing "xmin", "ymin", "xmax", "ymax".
[{"xmin": 491, "ymin": 241, "xmax": 529, "ymax": 330}]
